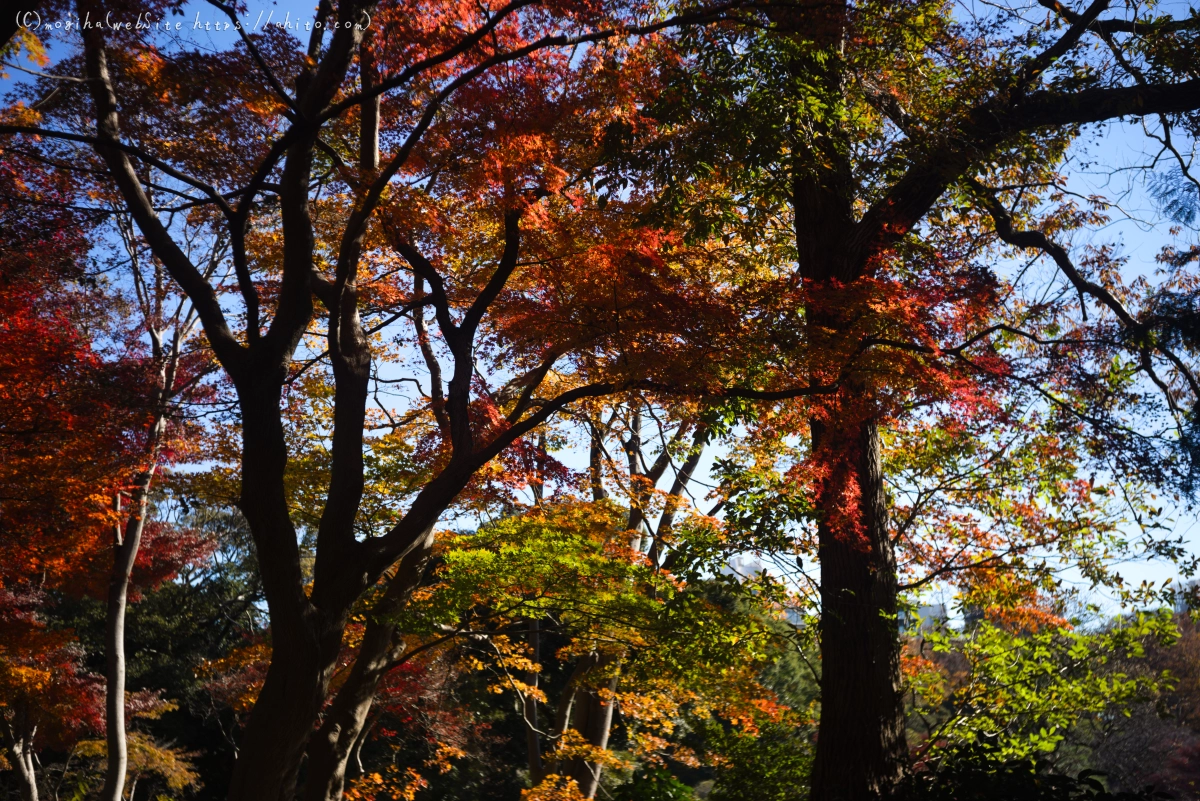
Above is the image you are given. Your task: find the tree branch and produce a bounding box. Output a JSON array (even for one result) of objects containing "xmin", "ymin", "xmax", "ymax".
[{"xmin": 74, "ymin": 21, "xmax": 245, "ymax": 373}]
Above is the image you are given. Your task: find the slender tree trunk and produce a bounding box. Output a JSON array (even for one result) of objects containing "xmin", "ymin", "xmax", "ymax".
[
  {"xmin": 531, "ymin": 432, "xmax": 547, "ymax": 505},
  {"xmin": 100, "ymin": 507, "xmax": 138, "ymax": 801},
  {"xmin": 101, "ymin": 328, "xmax": 172, "ymax": 801},
  {"xmin": 808, "ymin": 415, "xmax": 905, "ymax": 801},
  {"xmin": 14, "ymin": 742, "xmax": 38, "ymax": 801},
  {"xmin": 100, "ymin": 465, "xmax": 157, "ymax": 801},
  {"xmin": 3, "ymin": 725, "xmax": 39, "ymax": 801},
  {"xmin": 524, "ymin": 618, "xmax": 544, "ymax": 784},
  {"xmin": 589, "ymin": 419, "xmax": 607, "ymax": 502},
  {"xmin": 303, "ymin": 533, "xmax": 433, "ymax": 801}
]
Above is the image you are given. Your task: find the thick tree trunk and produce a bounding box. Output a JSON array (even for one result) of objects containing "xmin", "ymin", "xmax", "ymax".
[
  {"xmin": 227, "ymin": 388, "xmax": 348, "ymax": 801},
  {"xmin": 808, "ymin": 416, "xmax": 905, "ymax": 801},
  {"xmin": 222, "ymin": 366, "xmax": 341, "ymax": 801},
  {"xmin": 303, "ymin": 533, "xmax": 433, "ymax": 801},
  {"xmin": 301, "ymin": 621, "xmax": 395, "ymax": 801},
  {"xmin": 227, "ymin": 609, "xmax": 346, "ymax": 801}
]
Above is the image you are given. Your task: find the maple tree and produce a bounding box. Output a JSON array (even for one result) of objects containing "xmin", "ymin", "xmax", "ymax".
[
  {"xmin": 1, "ymin": 2, "xmax": 759, "ymax": 799},
  {"xmin": 0, "ymin": 129, "xmax": 119, "ymax": 801},
  {"xmin": 1, "ymin": 53, "xmax": 216, "ymax": 800},
  {"xmin": 75, "ymin": 696, "xmax": 202, "ymax": 800},
  {"xmin": 397, "ymin": 499, "xmax": 784, "ymax": 799},
  {"xmin": 92, "ymin": 206, "xmax": 216, "ymax": 801},
  {"xmin": 193, "ymin": 417, "xmax": 792, "ymax": 801},
  {"xmin": 0, "ymin": 105, "xmax": 123, "ymax": 597},
  {"xmin": 0, "ymin": 587, "xmax": 104, "ymax": 801}
]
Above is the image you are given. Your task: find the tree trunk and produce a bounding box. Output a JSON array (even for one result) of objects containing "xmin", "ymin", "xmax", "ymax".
[
  {"xmin": 567, "ymin": 674, "xmax": 619, "ymax": 799},
  {"xmin": 808, "ymin": 416, "xmax": 905, "ymax": 801},
  {"xmin": 589, "ymin": 419, "xmax": 607, "ymax": 502},
  {"xmin": 227, "ymin": 380, "xmax": 348, "ymax": 801},
  {"xmin": 303, "ymin": 533, "xmax": 433, "ymax": 801},
  {"xmin": 100, "ymin": 478, "xmax": 154, "ymax": 801},
  {"xmin": 227, "ymin": 609, "xmax": 346, "ymax": 801},
  {"xmin": 357, "ymin": 30, "xmax": 380, "ymax": 172},
  {"xmin": 345, "ymin": 717, "xmax": 372, "ymax": 783},
  {"xmin": 786, "ymin": 0, "xmax": 904, "ymax": 776},
  {"xmin": 301, "ymin": 620, "xmax": 393, "ymax": 801},
  {"xmin": 2, "ymin": 725, "xmax": 39, "ymax": 801},
  {"xmin": 524, "ymin": 618, "xmax": 544, "ymax": 784},
  {"xmin": 547, "ymin": 652, "xmax": 597, "ymax": 778},
  {"xmin": 564, "ymin": 654, "xmax": 618, "ymax": 799}
]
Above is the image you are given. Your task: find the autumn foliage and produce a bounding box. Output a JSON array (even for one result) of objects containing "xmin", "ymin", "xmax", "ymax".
[{"xmin": 6, "ymin": 1, "xmax": 1200, "ymax": 801}]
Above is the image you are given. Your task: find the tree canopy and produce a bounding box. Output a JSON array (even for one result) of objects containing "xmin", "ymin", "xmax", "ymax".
[{"xmin": 5, "ymin": 1, "xmax": 1200, "ymax": 800}]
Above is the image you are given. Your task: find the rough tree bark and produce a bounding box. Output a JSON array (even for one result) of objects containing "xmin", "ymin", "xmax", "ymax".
[
  {"xmin": 807, "ymin": 417, "xmax": 905, "ymax": 801},
  {"xmin": 769, "ymin": 0, "xmax": 911, "ymax": 792}
]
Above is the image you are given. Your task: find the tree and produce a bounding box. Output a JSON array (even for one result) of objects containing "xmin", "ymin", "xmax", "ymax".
[
  {"xmin": 592, "ymin": 2, "xmax": 1200, "ymax": 798},
  {"xmin": 398, "ymin": 500, "xmax": 783, "ymax": 799},
  {"xmin": 0, "ymin": 593, "xmax": 104, "ymax": 801},
  {"xmin": 93, "ymin": 203, "xmax": 217, "ymax": 801},
  {"xmin": 0, "ymin": 129, "xmax": 124, "ymax": 801},
  {"xmin": 0, "ymin": 114, "xmax": 124, "ymax": 593},
  {"xmin": 908, "ymin": 610, "xmax": 1177, "ymax": 763},
  {"xmin": 2, "ymin": 76, "xmax": 217, "ymax": 795},
  {"xmin": 1068, "ymin": 611, "xmax": 1200, "ymax": 795},
  {"xmin": 1, "ymin": 3, "xmax": 755, "ymax": 798}
]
